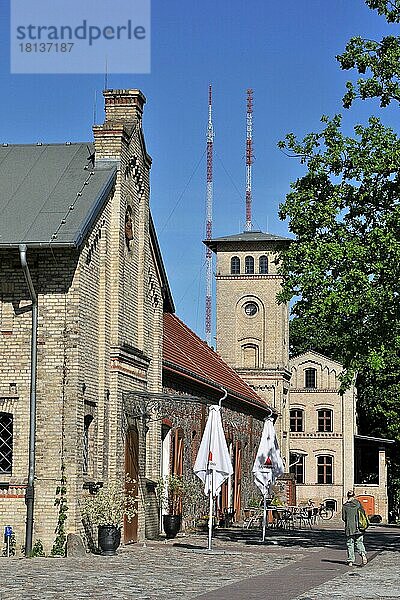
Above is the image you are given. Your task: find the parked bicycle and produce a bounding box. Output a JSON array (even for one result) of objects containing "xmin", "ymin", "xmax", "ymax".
[{"xmin": 318, "ymin": 501, "xmax": 334, "ymax": 520}]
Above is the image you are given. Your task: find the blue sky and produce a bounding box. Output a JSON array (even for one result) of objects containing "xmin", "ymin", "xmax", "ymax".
[{"xmin": 0, "ymin": 1, "xmax": 397, "ymax": 341}]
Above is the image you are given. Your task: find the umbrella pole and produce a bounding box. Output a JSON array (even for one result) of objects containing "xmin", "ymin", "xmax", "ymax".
[
  {"xmin": 208, "ymin": 478, "xmax": 213, "ymax": 551},
  {"xmin": 262, "ymin": 484, "xmax": 267, "ymax": 542}
]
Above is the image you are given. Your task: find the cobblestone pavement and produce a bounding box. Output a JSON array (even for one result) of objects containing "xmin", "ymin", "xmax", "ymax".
[
  {"xmin": 0, "ymin": 526, "xmax": 398, "ymax": 600},
  {"xmin": 0, "ymin": 534, "xmax": 306, "ymax": 600},
  {"xmin": 295, "ymin": 550, "xmax": 400, "ymax": 600}
]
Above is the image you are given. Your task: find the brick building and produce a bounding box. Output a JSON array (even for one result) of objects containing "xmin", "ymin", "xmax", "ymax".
[
  {"xmin": 0, "ymin": 87, "xmax": 392, "ymax": 555},
  {"xmin": 161, "ymin": 313, "xmax": 274, "ymax": 524},
  {"xmin": 0, "ymin": 89, "xmax": 174, "ymax": 552},
  {"xmin": 206, "ymin": 232, "xmax": 393, "ymax": 521},
  {"xmin": 289, "ymin": 351, "xmax": 393, "ymax": 520},
  {"xmin": 0, "ymin": 89, "xmax": 275, "ymax": 553},
  {"xmin": 204, "ymin": 231, "xmax": 292, "ymax": 466}
]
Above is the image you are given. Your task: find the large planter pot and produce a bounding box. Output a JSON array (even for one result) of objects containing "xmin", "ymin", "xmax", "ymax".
[
  {"xmin": 98, "ymin": 525, "xmax": 121, "ymax": 556},
  {"xmin": 163, "ymin": 514, "xmax": 182, "ymax": 539}
]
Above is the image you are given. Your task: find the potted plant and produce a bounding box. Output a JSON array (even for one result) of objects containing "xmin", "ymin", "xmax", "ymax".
[
  {"xmin": 82, "ymin": 477, "xmax": 137, "ymax": 555},
  {"xmin": 158, "ymin": 475, "xmax": 189, "ymax": 539}
]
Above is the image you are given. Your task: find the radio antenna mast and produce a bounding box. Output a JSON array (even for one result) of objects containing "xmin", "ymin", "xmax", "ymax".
[
  {"xmin": 245, "ymin": 88, "xmax": 254, "ymax": 232},
  {"xmin": 205, "ymin": 84, "xmax": 214, "ymax": 346}
]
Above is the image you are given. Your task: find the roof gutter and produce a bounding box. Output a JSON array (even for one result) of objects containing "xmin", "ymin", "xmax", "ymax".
[
  {"xmin": 0, "ymin": 242, "xmax": 77, "ymax": 249},
  {"xmin": 163, "ymin": 360, "xmax": 276, "ymax": 416},
  {"xmin": 19, "ymin": 244, "xmax": 38, "ymax": 557}
]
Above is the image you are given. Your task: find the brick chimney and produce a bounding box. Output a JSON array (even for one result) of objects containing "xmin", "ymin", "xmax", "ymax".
[
  {"xmin": 93, "ymin": 89, "xmax": 146, "ymax": 161},
  {"xmin": 103, "ymin": 89, "xmax": 146, "ymax": 126}
]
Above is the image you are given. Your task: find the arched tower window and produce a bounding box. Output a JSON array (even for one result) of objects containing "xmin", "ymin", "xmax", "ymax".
[
  {"xmin": 259, "ymin": 255, "xmax": 268, "ymax": 274},
  {"xmin": 241, "ymin": 344, "xmax": 259, "ymax": 368},
  {"xmin": 245, "ymin": 256, "xmax": 254, "ymax": 274},
  {"xmin": 231, "ymin": 256, "xmax": 240, "ymax": 274}
]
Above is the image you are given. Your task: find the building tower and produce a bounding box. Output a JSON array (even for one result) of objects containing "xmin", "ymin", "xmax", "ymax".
[{"xmin": 204, "ymin": 231, "xmax": 292, "ymax": 465}]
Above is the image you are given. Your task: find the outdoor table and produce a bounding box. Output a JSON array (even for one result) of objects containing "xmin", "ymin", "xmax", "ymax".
[
  {"xmin": 243, "ymin": 507, "xmax": 263, "ymax": 529},
  {"xmin": 243, "ymin": 505, "xmax": 314, "ymax": 530}
]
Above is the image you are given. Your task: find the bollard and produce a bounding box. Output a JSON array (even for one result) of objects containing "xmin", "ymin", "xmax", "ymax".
[{"xmin": 4, "ymin": 526, "xmax": 12, "ymax": 558}]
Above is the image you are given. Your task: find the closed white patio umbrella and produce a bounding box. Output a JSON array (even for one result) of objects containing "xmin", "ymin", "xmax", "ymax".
[
  {"xmin": 194, "ymin": 398, "xmax": 233, "ymax": 550},
  {"xmin": 252, "ymin": 416, "xmax": 284, "ymax": 541}
]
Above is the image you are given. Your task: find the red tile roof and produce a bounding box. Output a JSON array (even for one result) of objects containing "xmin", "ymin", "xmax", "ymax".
[{"xmin": 163, "ymin": 313, "xmax": 272, "ymax": 412}]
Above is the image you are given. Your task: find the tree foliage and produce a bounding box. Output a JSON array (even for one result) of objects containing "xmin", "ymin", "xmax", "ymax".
[
  {"xmin": 337, "ymin": 1, "xmax": 400, "ymax": 107},
  {"xmin": 278, "ymin": 114, "xmax": 400, "ymax": 397},
  {"xmin": 278, "ymin": 1, "xmax": 400, "ymax": 515}
]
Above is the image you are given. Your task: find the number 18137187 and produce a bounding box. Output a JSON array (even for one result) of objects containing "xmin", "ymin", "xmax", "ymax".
[{"xmin": 19, "ymin": 43, "xmax": 74, "ymax": 52}]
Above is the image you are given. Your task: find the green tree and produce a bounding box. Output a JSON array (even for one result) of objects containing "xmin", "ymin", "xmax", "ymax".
[
  {"xmin": 278, "ymin": 0, "xmax": 400, "ymax": 518},
  {"xmin": 337, "ymin": 1, "xmax": 400, "ymax": 107},
  {"xmin": 279, "ymin": 114, "xmax": 400, "ymax": 391}
]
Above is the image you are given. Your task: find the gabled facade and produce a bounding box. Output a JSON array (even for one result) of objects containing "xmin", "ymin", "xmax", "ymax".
[
  {"xmin": 161, "ymin": 313, "xmax": 275, "ymax": 523},
  {"xmin": 289, "ymin": 351, "xmax": 391, "ymax": 520},
  {"xmin": 0, "ymin": 89, "xmax": 173, "ymax": 552}
]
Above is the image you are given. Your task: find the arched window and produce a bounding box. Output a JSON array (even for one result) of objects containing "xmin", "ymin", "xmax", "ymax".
[
  {"xmin": 231, "ymin": 256, "xmax": 240, "ymax": 274},
  {"xmin": 317, "ymin": 455, "xmax": 333, "ymax": 484},
  {"xmin": 245, "ymin": 256, "xmax": 254, "ymax": 274},
  {"xmin": 305, "ymin": 368, "xmax": 317, "ymax": 388},
  {"xmin": 83, "ymin": 415, "xmax": 93, "ymax": 475},
  {"xmin": 290, "ymin": 409, "xmax": 304, "ymax": 432},
  {"xmin": 242, "ymin": 344, "xmax": 259, "ymax": 368},
  {"xmin": 317, "ymin": 409, "xmax": 333, "ymax": 432},
  {"xmin": 0, "ymin": 412, "xmax": 13, "ymax": 474},
  {"xmin": 259, "ymin": 255, "xmax": 268, "ymax": 274},
  {"xmin": 289, "ymin": 453, "xmax": 305, "ymax": 484}
]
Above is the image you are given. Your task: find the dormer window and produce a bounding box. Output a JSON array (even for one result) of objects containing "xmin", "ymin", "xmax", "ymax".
[
  {"xmin": 245, "ymin": 256, "xmax": 254, "ymax": 274},
  {"xmin": 231, "ymin": 256, "xmax": 240, "ymax": 274}
]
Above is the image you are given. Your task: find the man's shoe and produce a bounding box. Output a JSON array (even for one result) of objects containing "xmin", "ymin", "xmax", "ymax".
[
  {"xmin": 362, "ymin": 555, "xmax": 368, "ymax": 565},
  {"xmin": 347, "ymin": 562, "xmax": 353, "ymax": 566}
]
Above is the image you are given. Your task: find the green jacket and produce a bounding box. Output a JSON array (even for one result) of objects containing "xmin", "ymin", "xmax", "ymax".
[{"xmin": 342, "ymin": 498, "xmax": 362, "ymax": 536}]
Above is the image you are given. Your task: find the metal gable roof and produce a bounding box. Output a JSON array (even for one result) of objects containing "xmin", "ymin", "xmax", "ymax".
[
  {"xmin": 204, "ymin": 230, "xmax": 292, "ymax": 251},
  {"xmin": 0, "ymin": 143, "xmax": 116, "ymax": 248}
]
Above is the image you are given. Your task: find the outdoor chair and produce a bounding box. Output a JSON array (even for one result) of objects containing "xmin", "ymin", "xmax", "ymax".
[
  {"xmin": 294, "ymin": 507, "xmax": 313, "ymax": 529},
  {"xmin": 243, "ymin": 507, "xmax": 263, "ymax": 529},
  {"xmin": 219, "ymin": 507, "xmax": 236, "ymax": 528},
  {"xmin": 273, "ymin": 509, "xmax": 294, "ymax": 530}
]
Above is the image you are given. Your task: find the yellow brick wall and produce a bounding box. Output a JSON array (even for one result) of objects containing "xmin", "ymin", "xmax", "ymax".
[
  {"xmin": 213, "ymin": 241, "xmax": 290, "ymax": 466},
  {"xmin": 0, "ymin": 89, "xmax": 165, "ymax": 553}
]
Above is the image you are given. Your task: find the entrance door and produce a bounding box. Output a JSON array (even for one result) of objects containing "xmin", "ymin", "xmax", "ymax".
[
  {"xmin": 124, "ymin": 426, "xmax": 139, "ymax": 543},
  {"xmin": 356, "ymin": 495, "xmax": 375, "ymax": 516}
]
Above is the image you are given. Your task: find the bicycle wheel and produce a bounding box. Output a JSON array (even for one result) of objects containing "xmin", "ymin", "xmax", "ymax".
[{"xmin": 319, "ymin": 506, "xmax": 333, "ymax": 520}]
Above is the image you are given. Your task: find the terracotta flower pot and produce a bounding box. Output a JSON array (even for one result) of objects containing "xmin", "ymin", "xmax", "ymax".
[{"xmin": 98, "ymin": 525, "xmax": 121, "ymax": 556}]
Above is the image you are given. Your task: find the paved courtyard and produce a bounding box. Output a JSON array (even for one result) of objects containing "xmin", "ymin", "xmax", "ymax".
[{"xmin": 0, "ymin": 524, "xmax": 399, "ymax": 599}]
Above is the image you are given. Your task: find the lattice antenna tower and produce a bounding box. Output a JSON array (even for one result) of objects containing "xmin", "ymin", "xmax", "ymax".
[
  {"xmin": 205, "ymin": 84, "xmax": 214, "ymax": 346},
  {"xmin": 245, "ymin": 88, "xmax": 254, "ymax": 232}
]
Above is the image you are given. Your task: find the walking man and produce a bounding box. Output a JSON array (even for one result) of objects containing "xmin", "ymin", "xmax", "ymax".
[{"xmin": 342, "ymin": 490, "xmax": 368, "ymax": 567}]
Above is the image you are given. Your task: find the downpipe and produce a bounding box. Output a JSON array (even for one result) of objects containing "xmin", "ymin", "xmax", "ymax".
[{"xmin": 19, "ymin": 244, "xmax": 38, "ymax": 557}]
